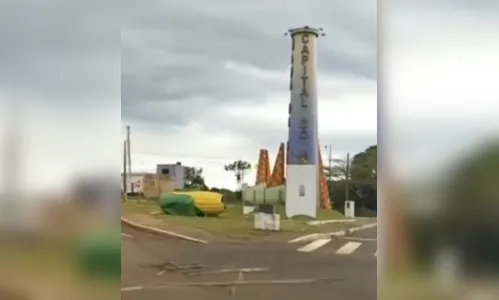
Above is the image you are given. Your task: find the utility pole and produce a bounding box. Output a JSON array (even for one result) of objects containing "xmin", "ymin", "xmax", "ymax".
[
  {"xmin": 345, "ymin": 152, "xmax": 350, "ymax": 201},
  {"xmin": 123, "ymin": 140, "xmax": 128, "ymax": 202},
  {"xmin": 126, "ymin": 125, "xmax": 133, "ymax": 193}
]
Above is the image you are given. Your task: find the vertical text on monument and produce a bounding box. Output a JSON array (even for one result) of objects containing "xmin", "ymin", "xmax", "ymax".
[
  {"xmin": 289, "ymin": 38, "xmax": 295, "ymax": 91},
  {"xmin": 299, "ymin": 33, "xmax": 310, "ymax": 141}
]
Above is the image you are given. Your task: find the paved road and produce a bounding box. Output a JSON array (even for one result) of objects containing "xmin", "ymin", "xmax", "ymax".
[
  {"xmin": 293, "ymin": 225, "xmax": 377, "ymax": 256},
  {"xmin": 121, "ymin": 225, "xmax": 376, "ymax": 300},
  {"xmin": 349, "ymin": 226, "xmax": 377, "ymax": 240}
]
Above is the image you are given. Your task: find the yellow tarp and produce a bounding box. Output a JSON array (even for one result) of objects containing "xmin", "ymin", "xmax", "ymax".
[{"xmin": 172, "ymin": 191, "xmax": 225, "ymax": 216}]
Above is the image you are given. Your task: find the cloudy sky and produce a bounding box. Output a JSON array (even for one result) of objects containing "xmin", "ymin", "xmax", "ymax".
[
  {"xmin": 0, "ymin": 0, "xmax": 121, "ymax": 193},
  {"xmin": 121, "ymin": 0, "xmax": 377, "ymax": 189},
  {"xmin": 0, "ymin": 0, "xmax": 498, "ymax": 193},
  {"xmin": 384, "ymin": 0, "xmax": 499, "ymax": 181}
]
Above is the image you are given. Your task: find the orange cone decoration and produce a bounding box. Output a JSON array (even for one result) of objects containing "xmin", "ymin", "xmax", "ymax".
[
  {"xmin": 318, "ymin": 147, "xmax": 331, "ymax": 209},
  {"xmin": 268, "ymin": 143, "xmax": 286, "ymax": 187},
  {"xmin": 255, "ymin": 149, "xmax": 271, "ymax": 185}
]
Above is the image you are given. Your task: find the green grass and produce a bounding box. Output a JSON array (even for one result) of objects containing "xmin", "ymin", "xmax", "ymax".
[
  {"xmin": 122, "ymin": 201, "xmax": 362, "ymax": 240},
  {"xmin": 379, "ymin": 272, "xmax": 457, "ymax": 300}
]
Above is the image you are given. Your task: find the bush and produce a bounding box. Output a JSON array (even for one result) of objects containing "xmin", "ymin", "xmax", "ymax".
[
  {"xmin": 329, "ymin": 180, "xmax": 377, "ymax": 216},
  {"xmin": 209, "ymin": 188, "xmax": 240, "ymax": 204}
]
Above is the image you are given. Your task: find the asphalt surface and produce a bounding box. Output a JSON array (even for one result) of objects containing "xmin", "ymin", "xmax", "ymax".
[
  {"xmin": 348, "ymin": 226, "xmax": 377, "ymax": 240},
  {"xmin": 121, "ymin": 225, "xmax": 376, "ymax": 300},
  {"xmin": 302, "ymin": 237, "xmax": 377, "ymax": 258},
  {"xmin": 294, "ymin": 225, "xmax": 377, "ymax": 257}
]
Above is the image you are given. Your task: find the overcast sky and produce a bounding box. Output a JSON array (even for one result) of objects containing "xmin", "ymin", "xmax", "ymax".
[
  {"xmin": 0, "ymin": 0, "xmax": 498, "ymax": 193},
  {"xmin": 120, "ymin": 0, "xmax": 377, "ymax": 189},
  {"xmin": 384, "ymin": 0, "xmax": 499, "ymax": 181}
]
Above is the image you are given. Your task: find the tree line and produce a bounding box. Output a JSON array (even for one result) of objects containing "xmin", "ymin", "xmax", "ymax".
[
  {"xmin": 182, "ymin": 145, "xmax": 378, "ymax": 214},
  {"xmin": 325, "ymin": 145, "xmax": 377, "ymax": 215}
]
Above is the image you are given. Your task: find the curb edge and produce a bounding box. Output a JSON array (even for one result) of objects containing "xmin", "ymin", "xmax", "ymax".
[{"xmin": 121, "ymin": 217, "xmax": 209, "ymax": 244}]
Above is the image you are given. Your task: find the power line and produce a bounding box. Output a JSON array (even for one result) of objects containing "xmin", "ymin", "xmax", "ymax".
[
  {"xmin": 131, "ymin": 147, "xmax": 348, "ymax": 163},
  {"xmin": 130, "ymin": 151, "xmax": 257, "ymax": 163}
]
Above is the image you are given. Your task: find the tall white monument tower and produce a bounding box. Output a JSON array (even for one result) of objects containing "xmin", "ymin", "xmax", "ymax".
[{"xmin": 285, "ymin": 26, "xmax": 324, "ymax": 218}]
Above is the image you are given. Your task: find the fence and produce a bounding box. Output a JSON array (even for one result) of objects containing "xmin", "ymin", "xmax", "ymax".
[
  {"xmin": 242, "ymin": 184, "xmax": 285, "ymax": 205},
  {"xmin": 142, "ymin": 173, "xmax": 176, "ymax": 199}
]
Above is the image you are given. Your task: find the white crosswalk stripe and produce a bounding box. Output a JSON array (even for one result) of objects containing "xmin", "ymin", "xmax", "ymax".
[
  {"xmin": 296, "ymin": 240, "xmax": 376, "ymax": 257},
  {"xmin": 297, "ymin": 238, "xmax": 332, "ymax": 252},
  {"xmin": 336, "ymin": 242, "xmax": 362, "ymax": 255}
]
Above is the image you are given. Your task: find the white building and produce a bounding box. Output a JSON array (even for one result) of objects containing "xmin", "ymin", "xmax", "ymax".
[
  {"xmin": 121, "ymin": 172, "xmax": 146, "ymax": 194},
  {"xmin": 156, "ymin": 162, "xmax": 186, "ymax": 190}
]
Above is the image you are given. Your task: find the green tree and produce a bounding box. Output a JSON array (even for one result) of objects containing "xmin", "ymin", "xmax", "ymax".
[
  {"xmin": 351, "ymin": 145, "xmax": 377, "ymax": 181},
  {"xmin": 325, "ymin": 145, "xmax": 377, "ymax": 211},
  {"xmin": 224, "ymin": 160, "xmax": 252, "ymax": 190},
  {"xmin": 440, "ymin": 140, "xmax": 499, "ymax": 271},
  {"xmin": 442, "ymin": 140, "xmax": 499, "ymax": 232},
  {"xmin": 350, "ymin": 145, "xmax": 377, "ymax": 208},
  {"xmin": 323, "ymin": 158, "xmax": 350, "ymax": 180},
  {"xmin": 183, "ymin": 167, "xmax": 207, "ymax": 190}
]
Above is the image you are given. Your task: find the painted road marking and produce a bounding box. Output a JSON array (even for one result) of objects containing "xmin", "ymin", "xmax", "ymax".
[
  {"xmin": 297, "ymin": 238, "xmax": 332, "ymax": 253},
  {"xmin": 121, "ymin": 233, "xmax": 133, "ymax": 238},
  {"xmin": 336, "ymin": 242, "xmax": 362, "ymax": 255},
  {"xmin": 288, "ymin": 222, "xmax": 377, "ymax": 244},
  {"xmin": 340, "ymin": 237, "xmax": 376, "ymax": 242},
  {"xmin": 121, "ymin": 286, "xmax": 143, "ymax": 292}
]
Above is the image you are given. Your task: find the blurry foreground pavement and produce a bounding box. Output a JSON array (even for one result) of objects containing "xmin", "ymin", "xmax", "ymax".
[
  {"xmin": 380, "ymin": 140, "xmax": 499, "ymax": 300},
  {"xmin": 0, "ymin": 198, "xmax": 121, "ymax": 300},
  {"xmin": 121, "ymin": 225, "xmax": 376, "ymax": 300}
]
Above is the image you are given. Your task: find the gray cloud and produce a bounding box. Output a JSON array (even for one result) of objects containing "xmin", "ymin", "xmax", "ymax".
[
  {"xmin": 394, "ymin": 0, "xmax": 499, "ymax": 13},
  {"xmin": 121, "ymin": 0, "xmax": 377, "ymax": 132},
  {"xmin": 0, "ymin": 0, "xmax": 377, "ymax": 159},
  {"xmin": 205, "ymin": 109, "xmax": 376, "ymax": 157},
  {"xmin": 0, "ymin": 0, "xmax": 120, "ymax": 104}
]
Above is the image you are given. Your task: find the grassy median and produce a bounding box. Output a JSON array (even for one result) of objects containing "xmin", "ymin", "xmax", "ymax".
[{"xmin": 121, "ymin": 200, "xmax": 367, "ymax": 240}]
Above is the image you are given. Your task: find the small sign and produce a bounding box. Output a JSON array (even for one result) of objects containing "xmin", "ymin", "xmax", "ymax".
[
  {"xmin": 299, "ymin": 185, "xmax": 305, "ymax": 197},
  {"xmin": 254, "ymin": 212, "xmax": 280, "ymax": 231},
  {"xmin": 344, "ymin": 200, "xmax": 355, "ymax": 218}
]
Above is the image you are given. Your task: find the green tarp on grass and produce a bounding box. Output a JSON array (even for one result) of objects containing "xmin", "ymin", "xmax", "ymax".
[
  {"xmin": 76, "ymin": 231, "xmax": 121, "ymax": 279},
  {"xmin": 159, "ymin": 193, "xmax": 204, "ymax": 217}
]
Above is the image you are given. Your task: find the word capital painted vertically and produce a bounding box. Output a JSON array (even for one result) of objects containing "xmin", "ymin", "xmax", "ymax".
[{"xmin": 285, "ymin": 26, "xmax": 322, "ymax": 218}]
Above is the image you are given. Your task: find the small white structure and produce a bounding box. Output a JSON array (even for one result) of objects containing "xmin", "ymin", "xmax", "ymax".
[
  {"xmin": 156, "ymin": 162, "xmax": 187, "ymax": 189},
  {"xmin": 254, "ymin": 212, "xmax": 280, "ymax": 231},
  {"xmin": 243, "ymin": 205, "xmax": 255, "ymax": 217},
  {"xmin": 344, "ymin": 200, "xmax": 355, "ymax": 218},
  {"xmin": 120, "ymin": 172, "xmax": 145, "ymax": 194}
]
